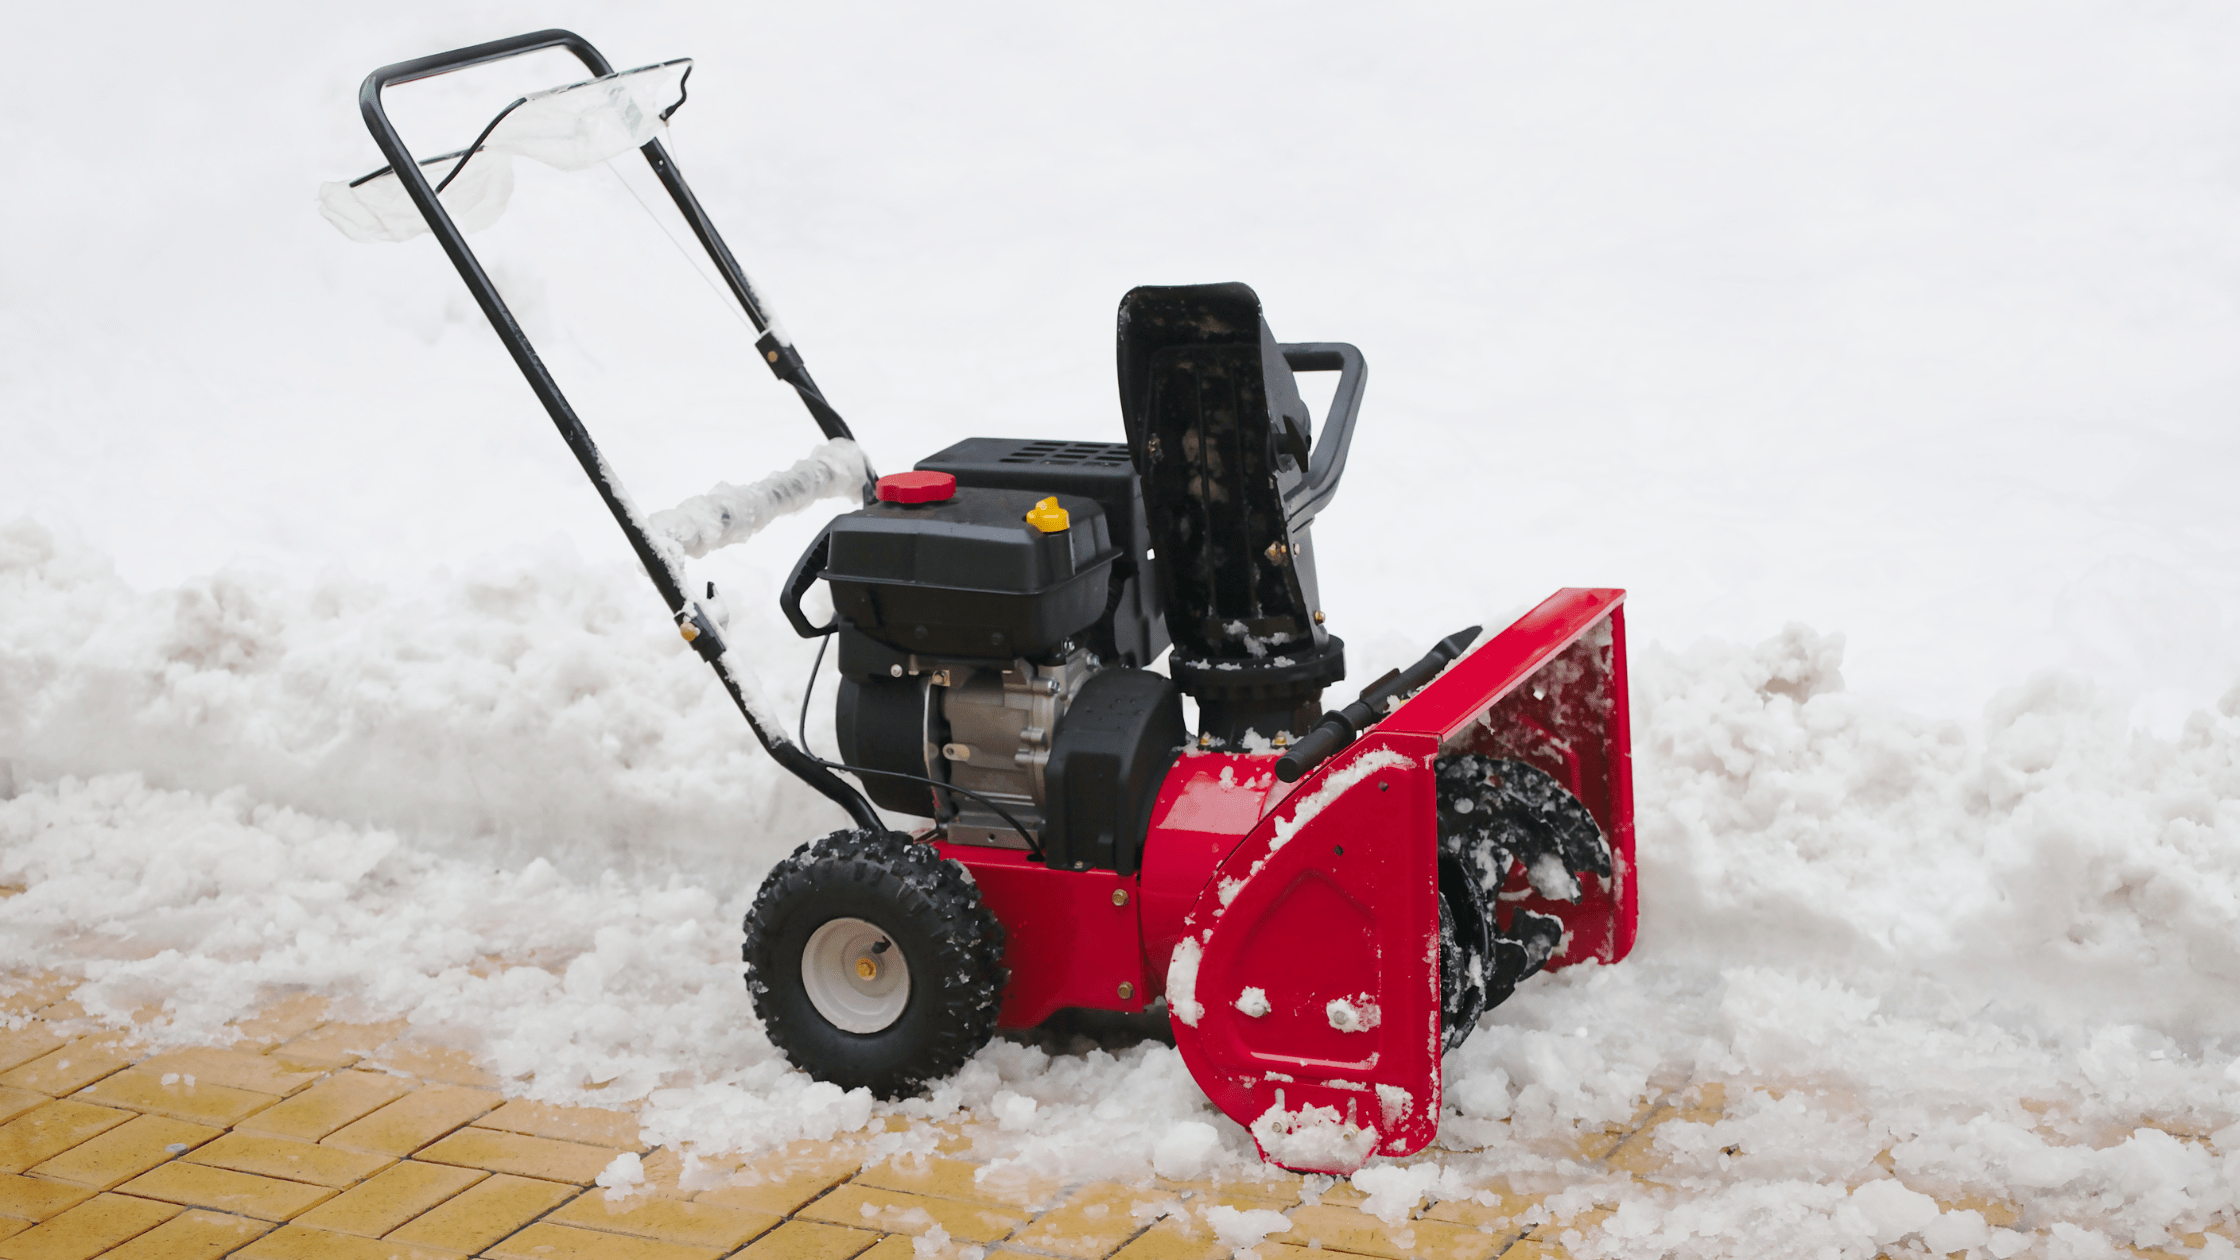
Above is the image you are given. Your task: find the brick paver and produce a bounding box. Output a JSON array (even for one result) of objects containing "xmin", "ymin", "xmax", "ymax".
[
  {"xmin": 0, "ymin": 1095, "xmax": 45, "ymax": 1132},
  {"xmin": 98, "ymin": 1209, "xmax": 269, "ymax": 1260},
  {"xmin": 292, "ymin": 1161, "xmax": 487, "ymax": 1237},
  {"xmin": 266, "ymin": 1021, "xmax": 406, "ymax": 1072},
  {"xmin": 731, "ymin": 1220, "xmax": 878, "ymax": 1260},
  {"xmin": 1009, "ymin": 1182, "xmax": 1157, "ymax": 1259},
  {"xmin": 471, "ymin": 1100, "xmax": 641, "ymax": 1149},
  {"xmin": 0, "ymin": 969, "xmax": 2222, "ymax": 1259},
  {"xmin": 548, "ymin": 1191, "xmax": 779, "ymax": 1250},
  {"xmin": 28, "ymin": 1114, "xmax": 221, "ymax": 1191},
  {"xmin": 0, "ymin": 1175, "xmax": 94, "ymax": 1226},
  {"xmin": 234, "ymin": 1071, "xmax": 414, "ymax": 1142},
  {"xmin": 186, "ymin": 1131, "xmax": 393, "ymax": 1189},
  {"xmin": 322, "ymin": 1085, "xmax": 499, "ymax": 1158},
  {"xmin": 0, "ymin": 1037, "xmax": 139, "ymax": 1098},
  {"xmin": 79, "ymin": 1071, "xmax": 278, "ymax": 1129},
  {"xmin": 234, "ymin": 1224, "xmax": 464, "ymax": 1260},
  {"xmin": 0, "ymin": 1036, "xmax": 62, "ymax": 1079},
  {"xmin": 694, "ymin": 1144, "xmax": 859, "ymax": 1216},
  {"xmin": 0, "ymin": 1191, "xmax": 177, "ymax": 1260},
  {"xmin": 485, "ymin": 1221, "xmax": 721, "ymax": 1260},
  {"xmin": 413, "ymin": 1127, "xmax": 620, "ymax": 1185},
  {"xmin": 388, "ymin": 1174, "xmax": 576, "ymax": 1253},
  {"xmin": 117, "ymin": 1162, "xmax": 337, "ymax": 1222}
]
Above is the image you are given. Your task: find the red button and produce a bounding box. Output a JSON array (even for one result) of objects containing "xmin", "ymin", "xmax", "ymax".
[{"xmin": 875, "ymin": 470, "xmax": 957, "ymax": 504}]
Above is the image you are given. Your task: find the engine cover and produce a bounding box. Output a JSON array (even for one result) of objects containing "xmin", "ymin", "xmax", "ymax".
[
  {"xmin": 1041, "ymin": 668, "xmax": 1186, "ymax": 874},
  {"xmin": 821, "ymin": 487, "xmax": 1118, "ymax": 660}
]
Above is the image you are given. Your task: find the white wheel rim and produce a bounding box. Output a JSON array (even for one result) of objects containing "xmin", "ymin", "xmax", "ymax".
[{"xmin": 802, "ymin": 917, "xmax": 911, "ymax": 1034}]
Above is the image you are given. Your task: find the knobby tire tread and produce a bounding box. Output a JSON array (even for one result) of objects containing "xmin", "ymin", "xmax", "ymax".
[{"xmin": 743, "ymin": 828, "xmax": 1006, "ymax": 1098}]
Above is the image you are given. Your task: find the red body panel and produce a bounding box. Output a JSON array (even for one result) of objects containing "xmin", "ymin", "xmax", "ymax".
[
  {"xmin": 1165, "ymin": 734, "xmax": 1444, "ymax": 1171},
  {"xmin": 1137, "ymin": 752, "xmax": 1296, "ymax": 983},
  {"xmin": 931, "ymin": 843, "xmax": 1147, "ymax": 1028}
]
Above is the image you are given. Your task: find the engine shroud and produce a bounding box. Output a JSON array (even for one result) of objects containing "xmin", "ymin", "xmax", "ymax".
[
  {"xmin": 819, "ymin": 444, "xmax": 1186, "ymax": 872},
  {"xmin": 822, "ymin": 486, "xmax": 1117, "ymax": 660}
]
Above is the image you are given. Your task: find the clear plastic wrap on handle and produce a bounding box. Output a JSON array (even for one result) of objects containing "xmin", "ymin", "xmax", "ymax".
[{"xmin": 320, "ymin": 59, "xmax": 690, "ymax": 244}]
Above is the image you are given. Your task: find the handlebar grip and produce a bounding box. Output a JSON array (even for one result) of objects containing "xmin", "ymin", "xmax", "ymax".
[{"xmin": 1275, "ymin": 722, "xmax": 1349, "ymax": 783}]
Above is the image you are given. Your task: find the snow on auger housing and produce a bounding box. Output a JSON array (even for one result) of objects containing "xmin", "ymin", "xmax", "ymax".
[{"xmin": 336, "ymin": 29, "xmax": 1636, "ymax": 1173}]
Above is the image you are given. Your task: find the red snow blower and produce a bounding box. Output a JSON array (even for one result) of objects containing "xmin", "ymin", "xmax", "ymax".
[{"xmin": 346, "ymin": 30, "xmax": 1634, "ymax": 1173}]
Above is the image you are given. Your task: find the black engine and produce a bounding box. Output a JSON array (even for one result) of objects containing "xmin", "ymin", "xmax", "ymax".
[{"xmin": 781, "ymin": 282, "xmax": 1365, "ymax": 873}]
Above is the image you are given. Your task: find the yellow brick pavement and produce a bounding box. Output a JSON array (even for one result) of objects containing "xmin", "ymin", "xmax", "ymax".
[{"xmin": 0, "ymin": 969, "xmax": 2232, "ymax": 1259}]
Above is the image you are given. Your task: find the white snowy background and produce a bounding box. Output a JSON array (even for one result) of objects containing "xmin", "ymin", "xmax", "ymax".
[{"xmin": 3, "ymin": 3, "xmax": 2238, "ymax": 1257}]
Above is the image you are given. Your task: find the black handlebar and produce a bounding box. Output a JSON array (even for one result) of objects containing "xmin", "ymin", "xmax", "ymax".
[{"xmin": 356, "ymin": 31, "xmax": 879, "ymax": 831}]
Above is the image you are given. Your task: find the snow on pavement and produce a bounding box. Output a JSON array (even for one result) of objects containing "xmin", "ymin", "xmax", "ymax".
[{"xmin": 5, "ymin": 519, "xmax": 2238, "ymax": 1256}]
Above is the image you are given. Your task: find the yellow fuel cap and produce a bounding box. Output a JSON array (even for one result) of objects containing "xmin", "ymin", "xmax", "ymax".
[{"xmin": 1025, "ymin": 496, "xmax": 1070, "ymax": 533}]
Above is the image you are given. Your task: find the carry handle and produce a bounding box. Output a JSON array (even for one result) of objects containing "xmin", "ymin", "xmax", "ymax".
[
  {"xmin": 1278, "ymin": 342, "xmax": 1367, "ymax": 528},
  {"xmin": 780, "ymin": 524, "xmax": 839, "ymax": 638}
]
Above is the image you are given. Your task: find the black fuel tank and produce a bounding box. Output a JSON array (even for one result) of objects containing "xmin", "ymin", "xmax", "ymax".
[{"xmin": 821, "ymin": 488, "xmax": 1118, "ymax": 660}]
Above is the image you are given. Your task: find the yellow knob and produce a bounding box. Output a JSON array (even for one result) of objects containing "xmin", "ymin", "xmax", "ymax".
[
  {"xmin": 855, "ymin": 957, "xmax": 878, "ymax": 980},
  {"xmin": 1025, "ymin": 496, "xmax": 1070, "ymax": 533},
  {"xmin": 679, "ymin": 623, "xmax": 699, "ymax": 642}
]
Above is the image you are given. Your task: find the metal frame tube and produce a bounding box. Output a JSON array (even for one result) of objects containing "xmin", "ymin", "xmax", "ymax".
[{"xmin": 357, "ymin": 29, "xmax": 879, "ymax": 829}]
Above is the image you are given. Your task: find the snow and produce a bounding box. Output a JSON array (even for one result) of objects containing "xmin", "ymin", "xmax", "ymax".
[
  {"xmin": 1233, "ymin": 987, "xmax": 1270, "ymax": 1019},
  {"xmin": 647, "ymin": 438, "xmax": 868, "ymax": 564},
  {"xmin": 1324, "ymin": 995, "xmax": 1381, "ymax": 1034},
  {"xmin": 1527, "ymin": 851, "xmax": 1583, "ymax": 902},
  {"xmin": 1374, "ymin": 1083, "xmax": 1412, "ymax": 1131},
  {"xmin": 1847, "ymin": 1178, "xmax": 1941, "ymax": 1243},
  {"xmin": 1352, "ymin": 1161, "xmax": 1472, "ymax": 1226},
  {"xmin": 1149, "ymin": 1120, "xmax": 1220, "ymax": 1180},
  {"xmin": 910, "ymin": 1222, "xmax": 972, "ymax": 1259},
  {"xmin": 1265, "ymin": 750, "xmax": 1414, "ymax": 857},
  {"xmin": 1164, "ymin": 937, "xmax": 1204, "ymax": 1028},
  {"xmin": 1249, "ymin": 1097, "xmax": 1381, "ymax": 1175},
  {"xmin": 5, "ymin": 3, "xmax": 2240, "ymax": 1254},
  {"xmin": 1197, "ymin": 746, "xmax": 1415, "ymax": 909},
  {"xmin": 989, "ymin": 1090, "xmax": 1037, "ymax": 1131},
  {"xmin": 596, "ymin": 1150, "xmax": 646, "ymax": 1201},
  {"xmin": 1200, "ymin": 1203, "xmax": 1291, "ymax": 1256}
]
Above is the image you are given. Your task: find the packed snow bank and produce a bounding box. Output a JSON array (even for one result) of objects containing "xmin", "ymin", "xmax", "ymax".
[
  {"xmin": 4, "ymin": 526, "xmax": 2240, "ymax": 1254},
  {"xmin": 1636, "ymin": 624, "xmax": 2240, "ymax": 1034},
  {"xmin": 0, "ymin": 516, "xmax": 838, "ymax": 882}
]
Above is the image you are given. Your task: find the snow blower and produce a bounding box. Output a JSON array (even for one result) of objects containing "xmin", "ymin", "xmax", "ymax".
[{"xmin": 339, "ymin": 30, "xmax": 1635, "ymax": 1173}]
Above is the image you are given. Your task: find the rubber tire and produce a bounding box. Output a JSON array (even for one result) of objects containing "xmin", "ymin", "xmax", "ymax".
[{"xmin": 743, "ymin": 829, "xmax": 1006, "ymax": 1099}]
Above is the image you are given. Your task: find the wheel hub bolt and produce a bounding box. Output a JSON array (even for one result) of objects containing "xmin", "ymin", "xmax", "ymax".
[{"xmin": 855, "ymin": 957, "xmax": 879, "ymax": 980}]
